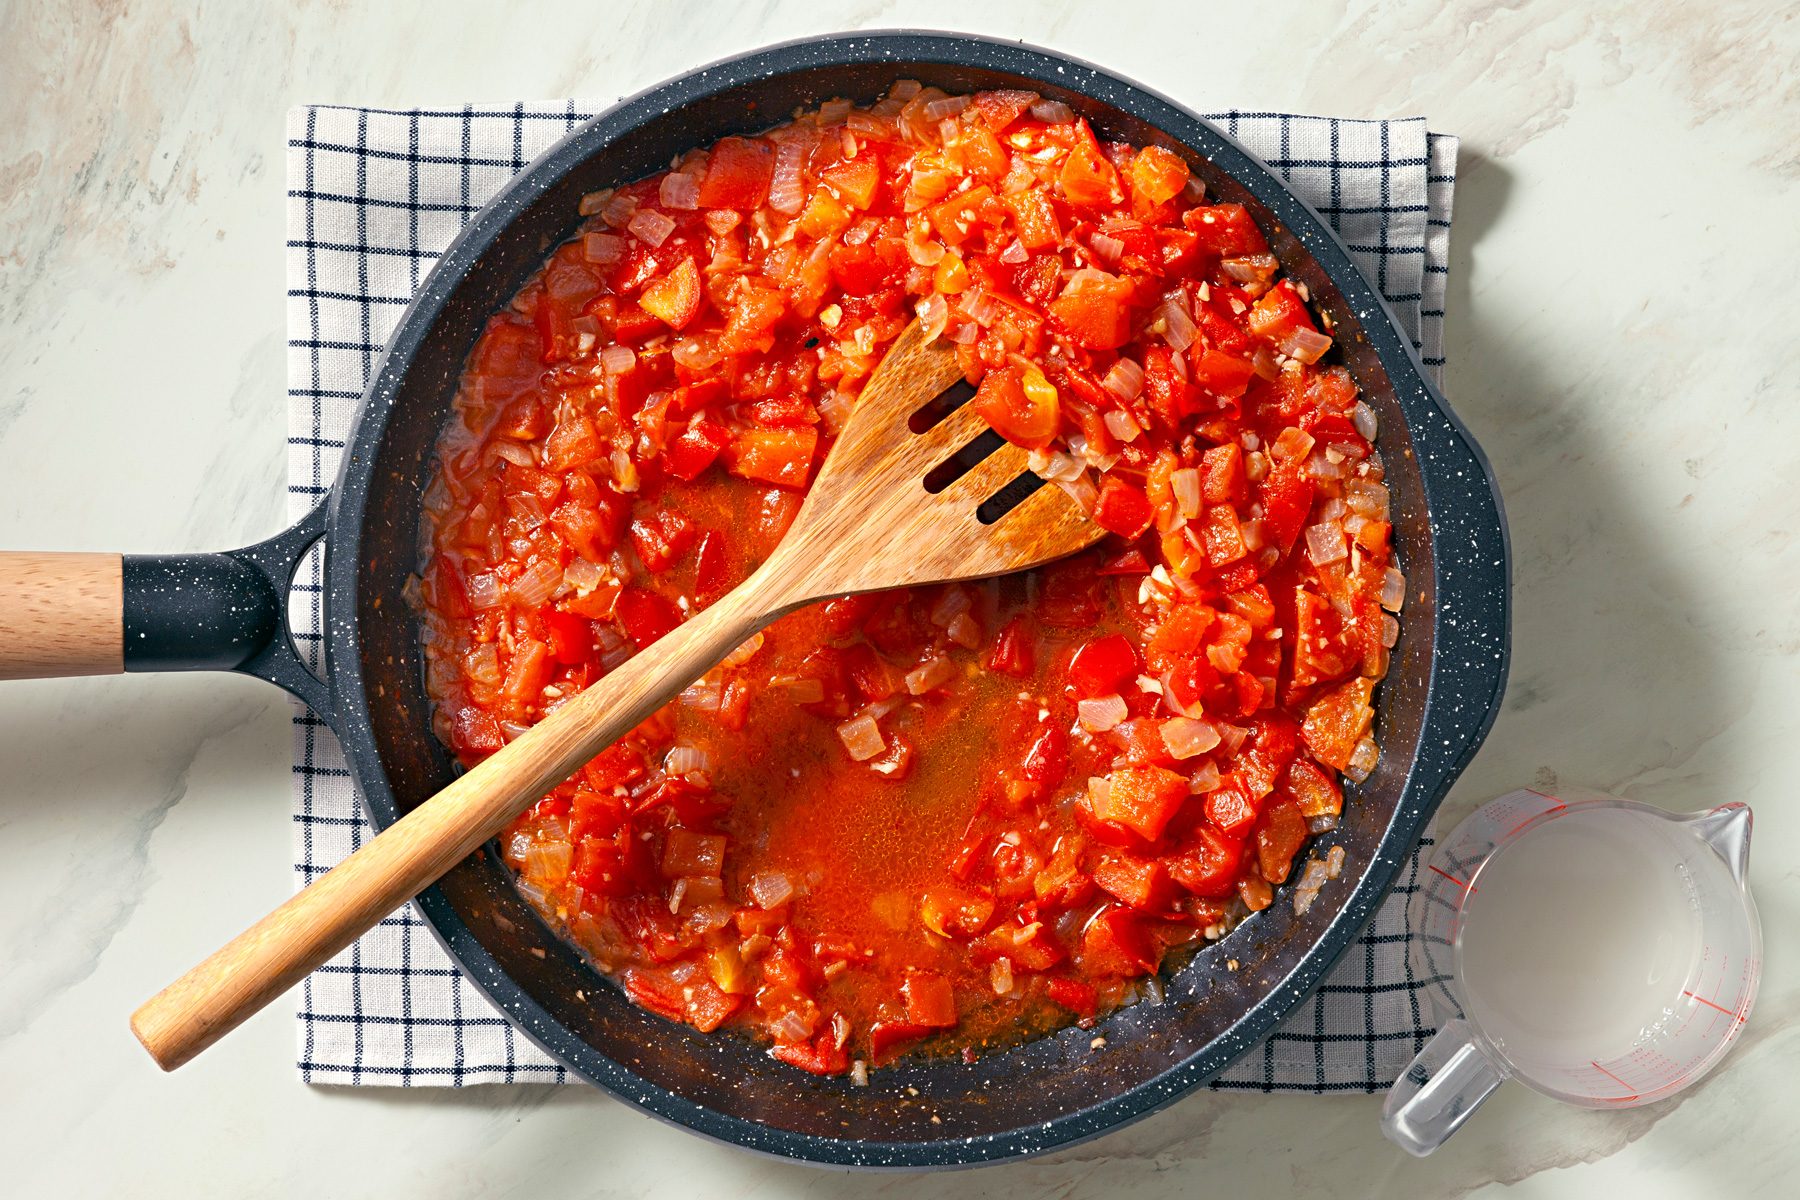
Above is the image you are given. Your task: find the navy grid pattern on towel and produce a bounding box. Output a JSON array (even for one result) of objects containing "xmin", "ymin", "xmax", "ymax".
[{"xmin": 286, "ymin": 103, "xmax": 1457, "ymax": 1090}]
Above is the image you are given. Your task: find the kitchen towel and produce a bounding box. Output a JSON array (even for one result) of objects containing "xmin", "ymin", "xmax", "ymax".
[{"xmin": 286, "ymin": 101, "xmax": 1457, "ymax": 1090}]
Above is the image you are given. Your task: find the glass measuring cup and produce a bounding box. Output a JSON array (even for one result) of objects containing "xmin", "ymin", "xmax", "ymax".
[{"xmin": 1381, "ymin": 787, "xmax": 1760, "ymax": 1156}]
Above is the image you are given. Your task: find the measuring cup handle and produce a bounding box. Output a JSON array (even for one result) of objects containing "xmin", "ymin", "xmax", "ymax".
[{"xmin": 1380, "ymin": 1019, "xmax": 1509, "ymax": 1156}]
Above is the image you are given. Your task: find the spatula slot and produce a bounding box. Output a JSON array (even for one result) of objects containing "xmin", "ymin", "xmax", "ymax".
[
  {"xmin": 923, "ymin": 428, "xmax": 1007, "ymax": 494},
  {"xmin": 976, "ymin": 472, "xmax": 1047, "ymax": 525},
  {"xmin": 907, "ymin": 378, "xmax": 977, "ymax": 434}
]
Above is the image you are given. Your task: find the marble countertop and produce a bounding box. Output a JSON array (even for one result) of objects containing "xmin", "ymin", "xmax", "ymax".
[{"xmin": 2, "ymin": 1, "xmax": 1794, "ymax": 1195}]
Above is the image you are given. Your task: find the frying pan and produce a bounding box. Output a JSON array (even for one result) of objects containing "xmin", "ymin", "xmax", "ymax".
[{"xmin": 0, "ymin": 32, "xmax": 1509, "ymax": 1168}]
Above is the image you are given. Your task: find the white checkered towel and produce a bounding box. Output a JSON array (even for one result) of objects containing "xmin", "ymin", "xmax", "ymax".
[{"xmin": 286, "ymin": 102, "xmax": 1457, "ymax": 1089}]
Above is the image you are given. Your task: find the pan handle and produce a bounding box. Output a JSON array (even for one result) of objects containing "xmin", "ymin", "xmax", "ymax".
[{"xmin": 0, "ymin": 502, "xmax": 337, "ymax": 722}]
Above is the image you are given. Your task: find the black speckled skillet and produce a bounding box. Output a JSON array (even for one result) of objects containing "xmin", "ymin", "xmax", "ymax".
[{"xmin": 40, "ymin": 33, "xmax": 1512, "ymax": 1168}]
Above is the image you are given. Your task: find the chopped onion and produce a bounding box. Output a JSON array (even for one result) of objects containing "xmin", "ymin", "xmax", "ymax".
[
  {"xmin": 509, "ymin": 557, "xmax": 562, "ymax": 608},
  {"xmin": 850, "ymin": 1060, "xmax": 870, "ymax": 1087},
  {"xmin": 929, "ymin": 586, "xmax": 972, "ymax": 626},
  {"xmin": 658, "ymin": 171, "xmax": 700, "ymax": 211},
  {"xmin": 819, "ymin": 97, "xmax": 853, "ymax": 123},
  {"xmin": 1346, "ymin": 478, "xmax": 1390, "ymax": 520},
  {"xmin": 723, "ymin": 631, "xmax": 765, "ymax": 666},
  {"xmin": 664, "ymin": 744, "xmax": 713, "ymax": 776},
  {"xmin": 1221, "ymin": 253, "xmax": 1277, "ymax": 282},
  {"xmin": 768, "ymin": 138, "xmax": 808, "ymax": 214},
  {"xmin": 1029, "ymin": 99, "xmax": 1075, "ymax": 124},
  {"xmin": 578, "ymin": 188, "xmax": 613, "ymax": 217},
  {"xmin": 1170, "ymin": 467, "xmax": 1202, "ymax": 519},
  {"xmin": 1188, "ymin": 760, "xmax": 1222, "ymax": 793},
  {"xmin": 750, "ymin": 871, "xmax": 796, "ymax": 910},
  {"xmin": 464, "ymin": 643, "xmax": 501, "ymax": 686},
  {"xmin": 960, "ymin": 287, "xmax": 998, "ymax": 326},
  {"xmin": 680, "ymin": 680, "xmax": 721, "ymax": 711},
  {"xmin": 1271, "ymin": 426, "xmax": 1315, "ymax": 463},
  {"xmin": 1292, "ymin": 856, "xmax": 1332, "ymax": 915},
  {"xmin": 1103, "ymin": 409, "xmax": 1142, "ymax": 443},
  {"xmin": 582, "ymin": 232, "xmax": 625, "ymax": 263},
  {"xmin": 1028, "ymin": 447, "xmax": 1084, "ymax": 482},
  {"xmin": 948, "ymin": 320, "xmax": 979, "ymax": 344},
  {"xmin": 490, "ymin": 440, "xmax": 535, "ymax": 468},
  {"xmin": 1345, "ymin": 737, "xmax": 1380, "ymax": 783},
  {"xmin": 466, "ymin": 571, "xmax": 504, "ymax": 610},
  {"xmin": 627, "ymin": 209, "xmax": 676, "ymax": 247},
  {"xmin": 905, "ymin": 656, "xmax": 956, "ymax": 695},
  {"xmin": 772, "ymin": 674, "xmax": 826, "ymax": 704},
  {"xmin": 1102, "ymin": 356, "xmax": 1144, "ymax": 402},
  {"xmin": 924, "ymin": 94, "xmax": 969, "ymax": 121},
  {"xmin": 1078, "ymin": 693, "xmax": 1128, "ymax": 733},
  {"xmin": 670, "ymin": 336, "xmax": 719, "ymax": 372},
  {"xmin": 1380, "ymin": 613, "xmax": 1401, "ymax": 648},
  {"xmin": 1056, "ymin": 472, "xmax": 1099, "ymax": 514},
  {"xmin": 600, "ymin": 191, "xmax": 638, "ymax": 228},
  {"xmin": 1281, "ymin": 327, "xmax": 1333, "ymax": 364},
  {"xmin": 1307, "ymin": 451, "xmax": 1347, "ymax": 480},
  {"xmin": 946, "ymin": 612, "xmax": 982, "ymax": 649},
  {"xmin": 837, "ymin": 713, "xmax": 885, "ymax": 761},
  {"xmin": 999, "ymin": 238, "xmax": 1028, "ymax": 264},
  {"xmin": 1352, "ymin": 401, "xmax": 1379, "ymax": 442},
  {"xmin": 915, "ymin": 292, "xmax": 949, "ymax": 341},
  {"xmin": 1326, "ymin": 845, "xmax": 1346, "ymax": 878},
  {"xmin": 1160, "ymin": 715, "xmax": 1220, "ymax": 759},
  {"xmin": 1380, "ymin": 567, "xmax": 1406, "ymax": 611},
  {"xmin": 769, "ymin": 1008, "xmax": 813, "ymax": 1043},
  {"xmin": 818, "ymin": 389, "xmax": 855, "ymax": 433},
  {"xmin": 1307, "ymin": 813, "xmax": 1340, "ymax": 834},
  {"xmin": 1156, "ymin": 294, "xmax": 1198, "ymax": 351},
  {"xmin": 1306, "ymin": 522, "xmax": 1348, "ymax": 566},
  {"xmin": 1089, "ymin": 231, "xmax": 1125, "ymax": 266},
  {"xmin": 1217, "ymin": 723, "xmax": 1250, "ymax": 754},
  {"xmin": 990, "ymin": 957, "xmax": 1014, "ymax": 995},
  {"xmin": 905, "ymin": 230, "xmax": 946, "ymax": 265}
]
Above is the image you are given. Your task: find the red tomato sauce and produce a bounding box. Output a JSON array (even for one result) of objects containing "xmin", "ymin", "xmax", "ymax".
[{"xmin": 415, "ymin": 82, "xmax": 1402, "ymax": 1076}]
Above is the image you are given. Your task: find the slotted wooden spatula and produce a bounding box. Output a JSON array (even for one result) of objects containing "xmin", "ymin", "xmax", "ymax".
[{"xmin": 131, "ymin": 320, "xmax": 1102, "ymax": 1069}]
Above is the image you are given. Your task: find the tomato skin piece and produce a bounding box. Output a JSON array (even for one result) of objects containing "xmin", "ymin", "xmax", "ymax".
[
  {"xmin": 696, "ymin": 136, "xmax": 774, "ymax": 209},
  {"xmin": 1066, "ymin": 633, "xmax": 1141, "ymax": 699},
  {"xmin": 1092, "ymin": 477, "xmax": 1155, "ymax": 539},
  {"xmin": 770, "ymin": 1032, "xmax": 850, "ymax": 1076},
  {"xmin": 972, "ymin": 363, "xmax": 1059, "ymax": 450},
  {"xmin": 869, "ymin": 1020, "xmax": 935, "ymax": 1064},
  {"xmin": 724, "ymin": 426, "xmax": 819, "ymax": 489},
  {"xmin": 988, "ymin": 615, "xmax": 1036, "ymax": 676}
]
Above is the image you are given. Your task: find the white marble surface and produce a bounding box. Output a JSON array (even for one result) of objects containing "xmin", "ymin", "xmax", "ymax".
[{"xmin": 1, "ymin": 1, "xmax": 1795, "ymax": 1195}]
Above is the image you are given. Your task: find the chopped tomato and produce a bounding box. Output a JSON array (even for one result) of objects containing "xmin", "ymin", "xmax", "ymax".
[
  {"xmin": 1066, "ymin": 633, "xmax": 1141, "ymax": 699},
  {"xmin": 615, "ymin": 587, "xmax": 681, "ymax": 648},
  {"xmin": 1088, "ymin": 765, "xmax": 1188, "ymax": 842},
  {"xmin": 972, "ymin": 363, "xmax": 1059, "ymax": 449},
  {"xmin": 725, "ymin": 426, "xmax": 818, "ymax": 489},
  {"xmin": 1049, "ymin": 271, "xmax": 1135, "ymax": 350},
  {"xmin": 696, "ymin": 136, "xmax": 773, "ymax": 209},
  {"xmin": 1080, "ymin": 907, "xmax": 1156, "ymax": 977},
  {"xmin": 639, "ymin": 257, "xmax": 701, "ymax": 329}
]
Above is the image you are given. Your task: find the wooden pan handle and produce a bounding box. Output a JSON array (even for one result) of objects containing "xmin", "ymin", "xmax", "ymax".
[
  {"xmin": 0, "ymin": 552, "xmax": 124, "ymax": 680},
  {"xmin": 130, "ymin": 572, "xmax": 781, "ymax": 1070}
]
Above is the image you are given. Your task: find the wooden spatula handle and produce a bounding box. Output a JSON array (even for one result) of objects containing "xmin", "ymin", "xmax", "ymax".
[
  {"xmin": 130, "ymin": 573, "xmax": 781, "ymax": 1070},
  {"xmin": 0, "ymin": 552, "xmax": 124, "ymax": 680}
]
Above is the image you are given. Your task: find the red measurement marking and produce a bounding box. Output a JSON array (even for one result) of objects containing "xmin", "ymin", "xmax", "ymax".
[
  {"xmin": 1505, "ymin": 803, "xmax": 1564, "ymax": 838},
  {"xmin": 1590, "ymin": 1061, "xmax": 1640, "ymax": 1102},
  {"xmin": 1428, "ymin": 864, "xmax": 1472, "ymax": 890},
  {"xmin": 1683, "ymin": 991, "xmax": 1745, "ymax": 1022}
]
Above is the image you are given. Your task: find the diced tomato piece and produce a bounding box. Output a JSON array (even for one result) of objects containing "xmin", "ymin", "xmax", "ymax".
[
  {"xmin": 615, "ymin": 586, "xmax": 681, "ymax": 648},
  {"xmin": 664, "ymin": 418, "xmax": 731, "ymax": 482},
  {"xmin": 869, "ymin": 1020, "xmax": 935, "ymax": 1063},
  {"xmin": 450, "ymin": 705, "xmax": 505, "ymax": 758},
  {"xmin": 1098, "ymin": 547, "xmax": 1151, "ymax": 576},
  {"xmin": 1204, "ymin": 777, "xmax": 1258, "ymax": 837},
  {"xmin": 552, "ymin": 492, "xmax": 628, "ymax": 561},
  {"xmin": 1059, "ymin": 137, "xmax": 1121, "ymax": 209},
  {"xmin": 902, "ymin": 970, "xmax": 959, "ymax": 1028},
  {"xmin": 1287, "ymin": 758, "xmax": 1344, "ymax": 820},
  {"xmin": 1140, "ymin": 344, "xmax": 1193, "ymax": 428},
  {"xmin": 1258, "ymin": 452, "xmax": 1316, "ymax": 553},
  {"xmin": 638, "ymin": 256, "xmax": 701, "ymax": 329},
  {"xmin": 1302, "ymin": 677, "xmax": 1376, "ymax": 771},
  {"xmin": 970, "ymin": 88, "xmax": 1039, "ymax": 132},
  {"xmin": 1255, "ymin": 795, "xmax": 1308, "ymax": 884},
  {"xmin": 988, "ymin": 615, "xmax": 1036, "ymax": 677},
  {"xmin": 629, "ymin": 507, "xmax": 698, "ymax": 574},
  {"xmin": 1019, "ymin": 721, "xmax": 1070, "ymax": 791},
  {"xmin": 685, "ymin": 979, "xmax": 744, "ymax": 1033},
  {"xmin": 1201, "ymin": 505, "xmax": 1248, "ymax": 567},
  {"xmin": 1183, "ymin": 203, "xmax": 1268, "ymax": 257},
  {"xmin": 926, "ymin": 184, "xmax": 995, "ymax": 247},
  {"xmin": 724, "ymin": 426, "xmax": 818, "ymax": 489},
  {"xmin": 1049, "ymin": 272, "xmax": 1135, "ymax": 350},
  {"xmin": 1191, "ymin": 349, "xmax": 1255, "ymax": 400},
  {"xmin": 1291, "ymin": 588, "xmax": 1355, "ymax": 689},
  {"xmin": 1129, "ymin": 144, "xmax": 1189, "ymax": 212},
  {"xmin": 719, "ymin": 284, "xmax": 786, "ymax": 355},
  {"xmin": 1246, "ymin": 280, "xmax": 1316, "ymax": 345},
  {"xmin": 971, "ymin": 363, "xmax": 1059, "ymax": 449},
  {"xmin": 1200, "ymin": 443, "xmax": 1248, "ymax": 503},
  {"xmin": 1092, "ymin": 476, "xmax": 1155, "ymax": 538},
  {"xmin": 920, "ymin": 887, "xmax": 997, "ymax": 938},
  {"xmin": 1004, "ymin": 189, "xmax": 1062, "ymax": 250},
  {"xmin": 1066, "ymin": 633, "xmax": 1141, "ymax": 699},
  {"xmin": 820, "ymin": 154, "xmax": 881, "ymax": 209},
  {"xmin": 622, "ymin": 967, "xmax": 688, "ymax": 1022},
  {"xmin": 1081, "ymin": 906, "xmax": 1156, "ymax": 977},
  {"xmin": 1088, "ymin": 765, "xmax": 1188, "ymax": 841},
  {"xmin": 1093, "ymin": 853, "xmax": 1170, "ymax": 911},
  {"xmin": 1167, "ymin": 825, "xmax": 1243, "ymax": 899},
  {"xmin": 770, "ymin": 1031, "xmax": 850, "ymax": 1076},
  {"xmin": 1146, "ymin": 604, "xmax": 1215, "ymax": 670},
  {"xmin": 471, "ymin": 318, "xmax": 544, "ymax": 404},
  {"xmin": 1045, "ymin": 977, "xmax": 1098, "ymax": 1017},
  {"xmin": 697, "ymin": 136, "xmax": 773, "ymax": 209},
  {"xmin": 662, "ymin": 829, "xmax": 727, "ymax": 877},
  {"xmin": 544, "ymin": 611, "xmax": 594, "ymax": 665}
]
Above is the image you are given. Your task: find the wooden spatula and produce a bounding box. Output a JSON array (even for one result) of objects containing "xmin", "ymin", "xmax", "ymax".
[{"xmin": 130, "ymin": 320, "xmax": 1102, "ymax": 1069}]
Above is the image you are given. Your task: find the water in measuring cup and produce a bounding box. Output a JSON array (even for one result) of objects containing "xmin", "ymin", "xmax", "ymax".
[{"xmin": 1456, "ymin": 809, "xmax": 1706, "ymax": 1069}]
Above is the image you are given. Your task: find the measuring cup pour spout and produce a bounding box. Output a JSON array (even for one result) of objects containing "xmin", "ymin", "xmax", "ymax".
[{"xmin": 1686, "ymin": 803, "xmax": 1753, "ymax": 888}]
